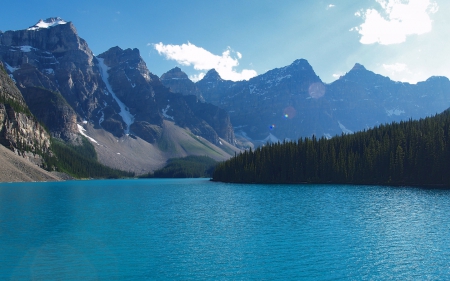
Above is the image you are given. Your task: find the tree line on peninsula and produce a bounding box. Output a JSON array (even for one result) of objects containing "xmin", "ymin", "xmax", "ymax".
[{"xmin": 212, "ymin": 109, "xmax": 450, "ymax": 187}]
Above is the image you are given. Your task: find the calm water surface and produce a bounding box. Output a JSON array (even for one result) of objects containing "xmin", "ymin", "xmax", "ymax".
[{"xmin": 1, "ymin": 179, "xmax": 450, "ymax": 280}]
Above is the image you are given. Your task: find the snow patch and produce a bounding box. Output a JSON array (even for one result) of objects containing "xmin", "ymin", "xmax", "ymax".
[
  {"xmin": 262, "ymin": 133, "xmax": 280, "ymax": 143},
  {"xmin": 28, "ymin": 18, "xmax": 67, "ymax": 30},
  {"xmin": 265, "ymin": 74, "xmax": 292, "ymax": 87},
  {"xmin": 236, "ymin": 130, "xmax": 252, "ymax": 141},
  {"xmin": 124, "ymin": 73, "xmax": 136, "ymax": 88},
  {"xmin": 98, "ymin": 110, "xmax": 105, "ymax": 126},
  {"xmin": 20, "ymin": 46, "xmax": 34, "ymax": 52},
  {"xmin": 386, "ymin": 108, "xmax": 405, "ymax": 117},
  {"xmin": 162, "ymin": 105, "xmax": 174, "ymax": 120},
  {"xmin": 249, "ymin": 85, "xmax": 256, "ymax": 95},
  {"xmin": 4, "ymin": 62, "xmax": 19, "ymax": 73},
  {"xmin": 77, "ymin": 124, "xmax": 99, "ymax": 145},
  {"xmin": 43, "ymin": 68, "xmax": 54, "ymax": 75},
  {"xmin": 97, "ymin": 57, "xmax": 135, "ymax": 134},
  {"xmin": 338, "ymin": 121, "xmax": 353, "ymax": 134}
]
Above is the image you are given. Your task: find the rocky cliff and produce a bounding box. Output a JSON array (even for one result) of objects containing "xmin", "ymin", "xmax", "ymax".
[
  {"xmin": 0, "ymin": 18, "xmax": 236, "ymax": 148},
  {"xmin": 0, "ymin": 61, "xmax": 52, "ymax": 166},
  {"xmin": 97, "ymin": 46, "xmax": 235, "ymax": 145},
  {"xmin": 0, "ymin": 18, "xmax": 122, "ymax": 139},
  {"xmin": 161, "ymin": 67, "xmax": 204, "ymax": 101},
  {"xmin": 20, "ymin": 86, "xmax": 79, "ymax": 142},
  {"xmin": 0, "ymin": 18, "xmax": 238, "ymax": 173}
]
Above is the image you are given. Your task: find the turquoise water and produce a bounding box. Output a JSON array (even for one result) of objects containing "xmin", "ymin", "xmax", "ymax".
[{"xmin": 1, "ymin": 179, "xmax": 450, "ymax": 280}]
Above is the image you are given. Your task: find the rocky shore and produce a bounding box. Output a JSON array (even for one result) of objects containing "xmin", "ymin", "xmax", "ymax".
[{"xmin": 0, "ymin": 145, "xmax": 61, "ymax": 182}]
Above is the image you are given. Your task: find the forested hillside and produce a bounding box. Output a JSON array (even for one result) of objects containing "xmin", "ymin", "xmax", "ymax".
[
  {"xmin": 213, "ymin": 109, "xmax": 450, "ymax": 187},
  {"xmin": 46, "ymin": 138, "xmax": 135, "ymax": 179}
]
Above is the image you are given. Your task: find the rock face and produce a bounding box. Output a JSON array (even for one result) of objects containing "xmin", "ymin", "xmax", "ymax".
[
  {"xmin": 161, "ymin": 67, "xmax": 204, "ymax": 101},
  {"xmin": 196, "ymin": 59, "xmax": 325, "ymax": 142},
  {"xmin": 20, "ymin": 86, "xmax": 79, "ymax": 142},
  {"xmin": 0, "ymin": 61, "xmax": 51, "ymax": 165},
  {"xmin": 96, "ymin": 46, "xmax": 235, "ymax": 145},
  {"xmin": 0, "ymin": 18, "xmax": 236, "ymax": 148},
  {"xmin": 171, "ymin": 59, "xmax": 450, "ymax": 144},
  {"xmin": 0, "ymin": 18, "xmax": 120, "ymax": 140}
]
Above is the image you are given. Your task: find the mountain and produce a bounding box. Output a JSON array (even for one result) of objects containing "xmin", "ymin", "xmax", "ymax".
[
  {"xmin": 0, "ymin": 17, "xmax": 105, "ymax": 142},
  {"xmin": 0, "ymin": 61, "xmax": 52, "ymax": 167},
  {"xmin": 161, "ymin": 67, "xmax": 204, "ymax": 101},
  {"xmin": 326, "ymin": 64, "xmax": 450, "ymax": 132},
  {"xmin": 0, "ymin": 18, "xmax": 239, "ymax": 175},
  {"xmin": 166, "ymin": 60, "xmax": 450, "ymax": 146}
]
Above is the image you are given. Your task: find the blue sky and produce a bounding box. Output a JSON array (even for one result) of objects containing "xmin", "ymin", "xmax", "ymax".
[{"xmin": 1, "ymin": 0, "xmax": 448, "ymax": 83}]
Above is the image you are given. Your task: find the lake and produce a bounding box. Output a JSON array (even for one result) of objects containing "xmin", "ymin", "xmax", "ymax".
[{"xmin": 1, "ymin": 179, "xmax": 450, "ymax": 280}]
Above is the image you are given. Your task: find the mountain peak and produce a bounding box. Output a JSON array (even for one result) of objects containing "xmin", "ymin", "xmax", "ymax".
[
  {"xmin": 161, "ymin": 67, "xmax": 189, "ymax": 81},
  {"xmin": 292, "ymin": 58, "xmax": 310, "ymax": 66},
  {"xmin": 286, "ymin": 59, "xmax": 316, "ymax": 74},
  {"xmin": 203, "ymin": 69, "xmax": 222, "ymax": 81},
  {"xmin": 350, "ymin": 63, "xmax": 367, "ymax": 71},
  {"xmin": 27, "ymin": 17, "xmax": 68, "ymax": 31}
]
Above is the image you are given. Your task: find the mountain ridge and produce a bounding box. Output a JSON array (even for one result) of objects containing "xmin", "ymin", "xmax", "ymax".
[
  {"xmin": 161, "ymin": 59, "xmax": 450, "ymax": 147},
  {"xmin": 2, "ymin": 17, "xmax": 450, "ymax": 177},
  {"xmin": 0, "ymin": 18, "xmax": 239, "ymax": 175}
]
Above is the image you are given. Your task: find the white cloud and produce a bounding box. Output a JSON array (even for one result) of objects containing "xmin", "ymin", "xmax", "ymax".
[
  {"xmin": 327, "ymin": 4, "xmax": 335, "ymax": 9},
  {"xmin": 379, "ymin": 62, "xmax": 421, "ymax": 83},
  {"xmin": 153, "ymin": 42, "xmax": 257, "ymax": 81},
  {"xmin": 353, "ymin": 0, "xmax": 439, "ymax": 45},
  {"xmin": 189, "ymin": 73, "xmax": 206, "ymax": 82},
  {"xmin": 383, "ymin": 62, "xmax": 407, "ymax": 72},
  {"xmin": 332, "ymin": 73, "xmax": 343, "ymax": 79}
]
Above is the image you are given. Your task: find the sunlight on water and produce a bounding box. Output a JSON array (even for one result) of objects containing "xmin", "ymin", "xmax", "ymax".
[{"xmin": 1, "ymin": 179, "xmax": 450, "ymax": 280}]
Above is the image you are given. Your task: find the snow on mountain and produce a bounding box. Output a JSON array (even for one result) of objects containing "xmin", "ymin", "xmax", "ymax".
[
  {"xmin": 338, "ymin": 121, "xmax": 353, "ymax": 134},
  {"xmin": 386, "ymin": 108, "xmax": 405, "ymax": 117},
  {"xmin": 97, "ymin": 57, "xmax": 135, "ymax": 134},
  {"xmin": 4, "ymin": 62, "xmax": 19, "ymax": 73},
  {"xmin": 77, "ymin": 124, "xmax": 99, "ymax": 145},
  {"xmin": 262, "ymin": 133, "xmax": 280, "ymax": 143},
  {"xmin": 27, "ymin": 17, "xmax": 67, "ymax": 30},
  {"xmin": 19, "ymin": 46, "xmax": 35, "ymax": 52},
  {"xmin": 162, "ymin": 104, "xmax": 174, "ymax": 120}
]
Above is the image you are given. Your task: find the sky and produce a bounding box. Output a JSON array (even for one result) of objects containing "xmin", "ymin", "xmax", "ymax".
[{"xmin": 1, "ymin": 0, "xmax": 449, "ymax": 84}]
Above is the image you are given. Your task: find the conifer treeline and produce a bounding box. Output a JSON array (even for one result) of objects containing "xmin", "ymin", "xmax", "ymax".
[
  {"xmin": 212, "ymin": 109, "xmax": 450, "ymax": 186},
  {"xmin": 45, "ymin": 138, "xmax": 134, "ymax": 179}
]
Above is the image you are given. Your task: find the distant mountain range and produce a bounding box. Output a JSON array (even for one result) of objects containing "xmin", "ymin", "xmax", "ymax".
[
  {"xmin": 1, "ymin": 17, "xmax": 450, "ymax": 175},
  {"xmin": 162, "ymin": 61, "xmax": 450, "ymax": 146}
]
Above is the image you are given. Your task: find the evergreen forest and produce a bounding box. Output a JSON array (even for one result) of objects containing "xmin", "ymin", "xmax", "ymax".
[
  {"xmin": 45, "ymin": 137, "xmax": 134, "ymax": 179},
  {"xmin": 212, "ymin": 109, "xmax": 450, "ymax": 187}
]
